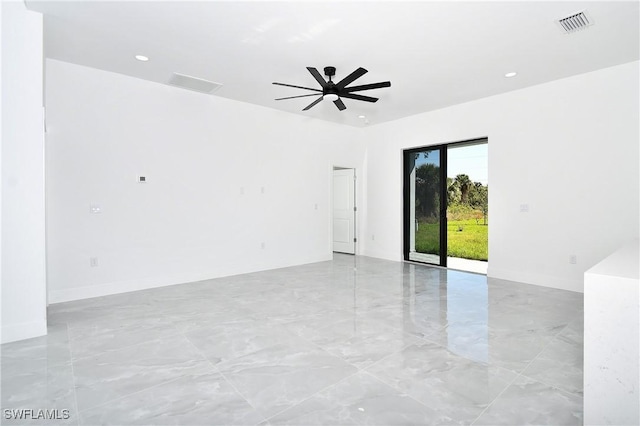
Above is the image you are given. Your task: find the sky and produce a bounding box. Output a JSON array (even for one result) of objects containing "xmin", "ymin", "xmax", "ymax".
[
  {"xmin": 448, "ymin": 143, "xmax": 488, "ymax": 185},
  {"xmin": 414, "ymin": 143, "xmax": 488, "ymax": 185}
]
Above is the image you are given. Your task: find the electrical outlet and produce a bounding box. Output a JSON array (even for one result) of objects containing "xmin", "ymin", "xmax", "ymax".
[
  {"xmin": 90, "ymin": 257, "xmax": 98, "ymax": 267},
  {"xmin": 372, "ymin": 234, "xmax": 375, "ymax": 241},
  {"xmin": 569, "ymin": 254, "xmax": 577, "ymax": 264},
  {"xmin": 519, "ymin": 204, "xmax": 529, "ymax": 213},
  {"xmin": 261, "ymin": 242, "xmax": 265, "ymax": 249},
  {"xmin": 89, "ymin": 204, "xmax": 102, "ymax": 214}
]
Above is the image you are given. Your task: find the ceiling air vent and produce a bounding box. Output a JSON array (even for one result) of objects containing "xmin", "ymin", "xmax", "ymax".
[
  {"xmin": 557, "ymin": 10, "xmax": 594, "ymax": 34},
  {"xmin": 168, "ymin": 73, "xmax": 222, "ymax": 94}
]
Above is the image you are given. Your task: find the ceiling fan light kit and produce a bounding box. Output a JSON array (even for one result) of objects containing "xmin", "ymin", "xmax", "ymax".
[{"xmin": 273, "ymin": 66, "xmax": 391, "ymax": 111}]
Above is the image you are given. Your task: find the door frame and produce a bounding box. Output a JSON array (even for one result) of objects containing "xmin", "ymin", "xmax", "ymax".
[
  {"xmin": 403, "ymin": 146, "xmax": 448, "ymax": 267},
  {"xmin": 331, "ymin": 166, "xmax": 357, "ymax": 255}
]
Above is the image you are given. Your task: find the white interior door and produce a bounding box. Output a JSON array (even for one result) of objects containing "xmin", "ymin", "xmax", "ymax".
[{"xmin": 333, "ymin": 168, "xmax": 355, "ymax": 254}]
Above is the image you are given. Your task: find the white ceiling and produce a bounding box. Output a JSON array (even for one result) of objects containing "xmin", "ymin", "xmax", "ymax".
[{"xmin": 26, "ymin": 1, "xmax": 640, "ymax": 127}]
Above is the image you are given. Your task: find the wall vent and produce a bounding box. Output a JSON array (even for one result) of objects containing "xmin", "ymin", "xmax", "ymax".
[
  {"xmin": 557, "ymin": 10, "xmax": 594, "ymax": 34},
  {"xmin": 168, "ymin": 73, "xmax": 222, "ymax": 94}
]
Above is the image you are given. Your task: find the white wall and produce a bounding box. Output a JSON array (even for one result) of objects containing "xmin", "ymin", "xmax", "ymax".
[
  {"xmin": 45, "ymin": 59, "xmax": 364, "ymax": 303},
  {"xmin": 361, "ymin": 61, "xmax": 640, "ymax": 292},
  {"xmin": 1, "ymin": 1, "xmax": 47, "ymax": 343},
  {"xmin": 44, "ymin": 56, "xmax": 640, "ymax": 302}
]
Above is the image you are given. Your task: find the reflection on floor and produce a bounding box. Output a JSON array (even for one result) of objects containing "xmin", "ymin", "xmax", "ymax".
[{"xmin": 1, "ymin": 254, "xmax": 583, "ymax": 425}]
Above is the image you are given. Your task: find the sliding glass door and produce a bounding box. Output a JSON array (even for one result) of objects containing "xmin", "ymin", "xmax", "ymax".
[
  {"xmin": 403, "ymin": 146, "xmax": 447, "ymax": 266},
  {"xmin": 404, "ymin": 138, "xmax": 489, "ymax": 272}
]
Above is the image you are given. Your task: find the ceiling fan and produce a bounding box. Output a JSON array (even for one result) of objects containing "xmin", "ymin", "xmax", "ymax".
[{"xmin": 273, "ymin": 66, "xmax": 391, "ymax": 111}]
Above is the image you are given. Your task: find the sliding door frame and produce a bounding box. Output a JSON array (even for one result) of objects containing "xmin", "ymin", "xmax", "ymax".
[
  {"xmin": 403, "ymin": 145, "xmax": 448, "ymax": 267},
  {"xmin": 403, "ymin": 137, "xmax": 488, "ymax": 267}
]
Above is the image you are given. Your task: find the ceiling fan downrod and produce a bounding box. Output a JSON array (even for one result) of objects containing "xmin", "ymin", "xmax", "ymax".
[{"xmin": 324, "ymin": 66, "xmax": 336, "ymax": 82}]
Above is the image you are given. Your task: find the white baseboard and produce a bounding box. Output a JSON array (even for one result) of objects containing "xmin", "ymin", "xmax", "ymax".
[
  {"xmin": 360, "ymin": 249, "xmax": 403, "ymax": 262},
  {"xmin": 48, "ymin": 274, "xmax": 203, "ymax": 304},
  {"xmin": 488, "ymin": 267, "xmax": 584, "ymax": 293},
  {"xmin": 48, "ymin": 254, "xmax": 333, "ymax": 304},
  {"xmin": 1, "ymin": 320, "xmax": 47, "ymax": 344}
]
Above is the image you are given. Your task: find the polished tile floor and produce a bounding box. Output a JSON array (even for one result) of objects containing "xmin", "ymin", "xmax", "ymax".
[{"xmin": 1, "ymin": 255, "xmax": 584, "ymax": 425}]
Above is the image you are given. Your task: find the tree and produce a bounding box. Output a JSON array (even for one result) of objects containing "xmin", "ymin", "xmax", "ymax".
[
  {"xmin": 469, "ymin": 183, "xmax": 488, "ymax": 225},
  {"xmin": 454, "ymin": 174, "xmax": 472, "ymax": 204},
  {"xmin": 447, "ymin": 177, "xmax": 461, "ymax": 205}
]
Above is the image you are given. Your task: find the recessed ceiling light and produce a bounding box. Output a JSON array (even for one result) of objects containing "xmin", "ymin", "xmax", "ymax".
[
  {"xmin": 504, "ymin": 72, "xmax": 517, "ymax": 78},
  {"xmin": 135, "ymin": 55, "xmax": 149, "ymax": 62}
]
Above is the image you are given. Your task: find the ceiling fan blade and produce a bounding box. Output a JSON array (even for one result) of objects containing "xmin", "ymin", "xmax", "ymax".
[
  {"xmin": 343, "ymin": 81, "xmax": 391, "ymax": 93},
  {"xmin": 273, "ymin": 82, "xmax": 322, "ymax": 92},
  {"xmin": 340, "ymin": 93, "xmax": 378, "ymax": 103},
  {"xmin": 334, "ymin": 98, "xmax": 346, "ymax": 111},
  {"xmin": 306, "ymin": 67, "xmax": 328, "ymax": 88},
  {"xmin": 302, "ymin": 96, "xmax": 324, "ymax": 111},
  {"xmin": 275, "ymin": 93, "xmax": 322, "ymax": 101},
  {"xmin": 335, "ymin": 67, "xmax": 367, "ymax": 90}
]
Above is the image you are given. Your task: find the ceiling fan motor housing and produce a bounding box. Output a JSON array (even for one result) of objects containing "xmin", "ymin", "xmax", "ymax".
[{"xmin": 324, "ymin": 84, "xmax": 338, "ymax": 97}]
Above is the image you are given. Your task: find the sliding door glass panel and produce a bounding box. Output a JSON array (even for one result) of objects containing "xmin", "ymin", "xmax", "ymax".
[
  {"xmin": 406, "ymin": 148, "xmax": 443, "ymax": 265},
  {"xmin": 446, "ymin": 142, "xmax": 489, "ymax": 268}
]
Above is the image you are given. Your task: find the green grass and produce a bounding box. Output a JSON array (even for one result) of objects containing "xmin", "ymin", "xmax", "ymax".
[{"xmin": 414, "ymin": 218, "xmax": 488, "ymax": 261}]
